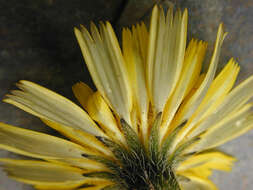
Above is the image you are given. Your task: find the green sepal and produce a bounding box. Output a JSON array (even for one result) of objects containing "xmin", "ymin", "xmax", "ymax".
[
  {"xmin": 168, "ymin": 136, "xmax": 201, "ymax": 166},
  {"xmin": 148, "ymin": 112, "xmax": 162, "ymax": 161},
  {"xmin": 120, "ymin": 119, "xmax": 145, "ymax": 155},
  {"xmin": 160, "ymin": 120, "xmax": 188, "ymax": 161}
]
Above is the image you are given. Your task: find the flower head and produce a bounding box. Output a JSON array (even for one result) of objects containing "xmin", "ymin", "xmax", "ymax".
[{"xmin": 0, "ymin": 5, "xmax": 253, "ymax": 190}]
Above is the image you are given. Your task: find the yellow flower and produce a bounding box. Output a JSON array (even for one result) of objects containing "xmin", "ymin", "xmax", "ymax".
[{"xmin": 0, "ymin": 5, "xmax": 253, "ymax": 190}]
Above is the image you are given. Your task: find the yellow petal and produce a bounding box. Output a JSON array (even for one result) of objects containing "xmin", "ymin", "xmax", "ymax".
[
  {"xmin": 4, "ymin": 80, "xmax": 105, "ymax": 137},
  {"xmin": 187, "ymin": 75, "xmax": 253, "ymax": 139},
  {"xmin": 0, "ymin": 122, "xmax": 91, "ymax": 158},
  {"xmin": 147, "ymin": 6, "xmax": 188, "ymax": 113},
  {"xmin": 3, "ymin": 80, "xmax": 113, "ymax": 156},
  {"xmin": 177, "ymin": 151, "xmax": 236, "ymax": 176},
  {"xmin": 136, "ymin": 22, "xmax": 149, "ymax": 65},
  {"xmin": 170, "ymin": 24, "xmax": 227, "ymax": 151},
  {"xmin": 189, "ymin": 58, "xmax": 239, "ymax": 125},
  {"xmin": 179, "ymin": 174, "xmax": 218, "ymax": 190},
  {"xmin": 161, "ymin": 39, "xmax": 207, "ymax": 140},
  {"xmin": 72, "ymin": 82, "xmax": 94, "ymax": 110},
  {"xmin": 176, "ymin": 24, "xmax": 227, "ymax": 124},
  {"xmin": 87, "ymin": 91, "xmax": 126, "ymax": 145},
  {"xmin": 74, "ymin": 22, "xmax": 132, "ymax": 124},
  {"xmin": 41, "ymin": 119, "xmax": 112, "ymax": 157},
  {"xmin": 0, "ymin": 122, "xmax": 108, "ymax": 170},
  {"xmin": 122, "ymin": 25, "xmax": 149, "ymax": 143},
  {"xmin": 35, "ymin": 179, "xmax": 113, "ymax": 190},
  {"xmin": 0, "ymin": 159, "xmax": 86, "ymax": 187},
  {"xmin": 189, "ymin": 104, "xmax": 253, "ymax": 152}
]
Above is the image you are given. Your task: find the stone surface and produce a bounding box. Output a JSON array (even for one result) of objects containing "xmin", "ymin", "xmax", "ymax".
[{"xmin": 0, "ymin": 0, "xmax": 252, "ymax": 189}]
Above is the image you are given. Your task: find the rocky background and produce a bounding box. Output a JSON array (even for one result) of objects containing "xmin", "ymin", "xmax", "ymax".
[{"xmin": 0, "ymin": 0, "xmax": 252, "ymax": 189}]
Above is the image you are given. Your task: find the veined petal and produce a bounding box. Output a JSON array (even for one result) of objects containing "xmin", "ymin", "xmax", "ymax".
[
  {"xmin": 161, "ymin": 39, "xmax": 207, "ymax": 141},
  {"xmin": 188, "ymin": 74, "xmax": 253, "ymax": 139},
  {"xmin": 72, "ymin": 82, "xmax": 94, "ymax": 110},
  {"xmin": 0, "ymin": 159, "xmax": 85, "ymax": 187},
  {"xmin": 188, "ymin": 104, "xmax": 253, "ymax": 152},
  {"xmin": 0, "ymin": 122, "xmax": 90, "ymax": 159},
  {"xmin": 0, "ymin": 122, "xmax": 108, "ymax": 170},
  {"xmin": 187, "ymin": 58, "xmax": 239, "ymax": 128},
  {"xmin": 35, "ymin": 179, "xmax": 113, "ymax": 190},
  {"xmin": 170, "ymin": 24, "xmax": 228, "ymax": 151},
  {"xmin": 41, "ymin": 119, "xmax": 112, "ymax": 157},
  {"xmin": 174, "ymin": 24, "xmax": 227, "ymax": 125},
  {"xmin": 122, "ymin": 24, "xmax": 149, "ymax": 143},
  {"xmin": 180, "ymin": 59, "xmax": 239, "ymax": 139},
  {"xmin": 3, "ymin": 80, "xmax": 105, "ymax": 137},
  {"xmin": 177, "ymin": 151, "xmax": 236, "ymax": 176},
  {"xmin": 1, "ymin": 159, "xmax": 113, "ymax": 190},
  {"xmin": 136, "ymin": 22, "xmax": 149, "ymax": 64},
  {"xmin": 179, "ymin": 174, "xmax": 218, "ymax": 190},
  {"xmin": 146, "ymin": 5, "xmax": 188, "ymax": 113},
  {"xmin": 3, "ymin": 81, "xmax": 112, "ymax": 156},
  {"xmin": 74, "ymin": 22, "xmax": 132, "ymax": 124},
  {"xmin": 87, "ymin": 91, "xmax": 126, "ymax": 145}
]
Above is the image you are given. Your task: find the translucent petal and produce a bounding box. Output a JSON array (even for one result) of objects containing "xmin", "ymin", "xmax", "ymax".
[
  {"xmin": 122, "ymin": 25, "xmax": 149, "ymax": 143},
  {"xmin": 146, "ymin": 6, "xmax": 188, "ymax": 113},
  {"xmin": 74, "ymin": 22, "xmax": 132, "ymax": 124},
  {"xmin": 175, "ymin": 24, "xmax": 227, "ymax": 125},
  {"xmin": 4, "ymin": 80, "xmax": 105, "ymax": 137},
  {"xmin": 0, "ymin": 122, "xmax": 108, "ymax": 170},
  {"xmin": 41, "ymin": 119, "xmax": 112, "ymax": 157},
  {"xmin": 87, "ymin": 91, "xmax": 126, "ymax": 145},
  {"xmin": 188, "ymin": 59, "xmax": 239, "ymax": 126},
  {"xmin": 0, "ymin": 122, "xmax": 91, "ymax": 158},
  {"xmin": 182, "ymin": 59, "xmax": 239, "ymax": 139},
  {"xmin": 179, "ymin": 174, "xmax": 218, "ymax": 190},
  {"xmin": 188, "ymin": 74, "xmax": 253, "ymax": 139},
  {"xmin": 161, "ymin": 40, "xmax": 207, "ymax": 140},
  {"xmin": 171, "ymin": 24, "xmax": 228, "ymax": 151},
  {"xmin": 72, "ymin": 82, "xmax": 94, "ymax": 110},
  {"xmin": 177, "ymin": 151, "xmax": 236, "ymax": 177},
  {"xmin": 0, "ymin": 159, "xmax": 86, "ymax": 187},
  {"xmin": 189, "ymin": 104, "xmax": 253, "ymax": 152},
  {"xmin": 35, "ymin": 179, "xmax": 113, "ymax": 190}
]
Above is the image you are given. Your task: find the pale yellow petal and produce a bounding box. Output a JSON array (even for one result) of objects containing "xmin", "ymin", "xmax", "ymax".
[
  {"xmin": 87, "ymin": 91, "xmax": 126, "ymax": 145},
  {"xmin": 147, "ymin": 6, "xmax": 188, "ymax": 113},
  {"xmin": 189, "ymin": 58, "xmax": 239, "ymax": 126},
  {"xmin": 136, "ymin": 22, "xmax": 148, "ymax": 64},
  {"xmin": 179, "ymin": 174, "xmax": 218, "ymax": 190},
  {"xmin": 185, "ymin": 75, "xmax": 253, "ymax": 140},
  {"xmin": 72, "ymin": 82, "xmax": 94, "ymax": 110},
  {"xmin": 4, "ymin": 80, "xmax": 105, "ymax": 137},
  {"xmin": 41, "ymin": 119, "xmax": 112, "ymax": 157},
  {"xmin": 146, "ymin": 5, "xmax": 158, "ymax": 102},
  {"xmin": 175, "ymin": 24, "xmax": 227, "ymax": 125},
  {"xmin": 177, "ymin": 151, "xmax": 236, "ymax": 175},
  {"xmin": 0, "ymin": 159, "xmax": 86, "ymax": 187},
  {"xmin": 122, "ymin": 25, "xmax": 149, "ymax": 143},
  {"xmin": 189, "ymin": 104, "xmax": 253, "ymax": 152},
  {"xmin": 170, "ymin": 24, "xmax": 228, "ymax": 151},
  {"xmin": 161, "ymin": 40, "xmax": 207, "ymax": 141},
  {"xmin": 35, "ymin": 179, "xmax": 113, "ymax": 190},
  {"xmin": 0, "ymin": 122, "xmax": 91, "ymax": 159},
  {"xmin": 74, "ymin": 22, "xmax": 132, "ymax": 124},
  {"xmin": 0, "ymin": 122, "xmax": 109, "ymax": 171}
]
